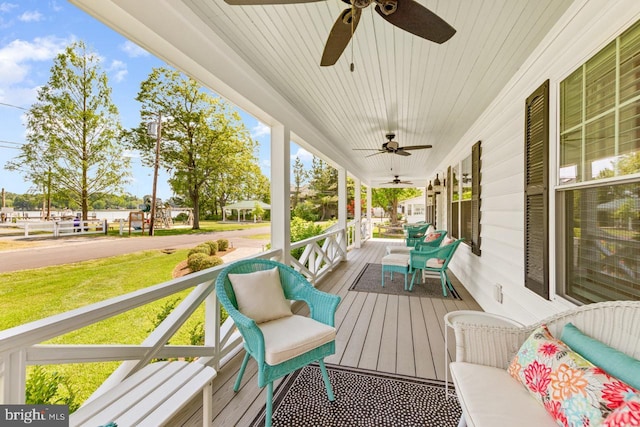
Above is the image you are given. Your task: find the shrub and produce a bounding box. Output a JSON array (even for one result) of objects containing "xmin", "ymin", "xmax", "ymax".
[
  {"xmin": 174, "ymin": 212, "xmax": 189, "ymax": 222},
  {"xmin": 210, "ymin": 256, "xmax": 224, "ymax": 267},
  {"xmin": 204, "ymin": 240, "xmax": 218, "ymax": 255},
  {"xmin": 148, "ymin": 298, "xmax": 180, "ymax": 333},
  {"xmin": 292, "ymin": 201, "xmax": 319, "ymax": 221},
  {"xmin": 26, "ymin": 366, "xmax": 80, "ymax": 412},
  {"xmin": 187, "ymin": 253, "xmax": 209, "ymax": 271},
  {"xmin": 188, "ymin": 254, "xmax": 224, "ymax": 272},
  {"xmin": 188, "ymin": 245, "xmax": 210, "ymax": 257},
  {"xmin": 290, "ymin": 217, "xmax": 325, "ymax": 259},
  {"xmin": 217, "ymin": 239, "xmax": 229, "ymax": 251}
]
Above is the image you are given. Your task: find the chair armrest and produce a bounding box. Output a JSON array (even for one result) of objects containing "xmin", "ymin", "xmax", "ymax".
[
  {"xmin": 296, "ymin": 286, "xmax": 341, "ymax": 327},
  {"xmin": 452, "ymin": 321, "xmax": 533, "ymax": 369}
]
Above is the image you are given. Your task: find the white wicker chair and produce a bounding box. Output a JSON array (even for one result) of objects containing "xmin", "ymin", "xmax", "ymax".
[{"xmin": 451, "ymin": 301, "xmax": 640, "ymax": 369}]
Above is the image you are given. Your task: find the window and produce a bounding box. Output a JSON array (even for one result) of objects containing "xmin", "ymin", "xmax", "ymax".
[
  {"xmin": 448, "ymin": 142, "xmax": 481, "ymax": 255},
  {"xmin": 558, "ymin": 19, "xmax": 640, "ymax": 303}
]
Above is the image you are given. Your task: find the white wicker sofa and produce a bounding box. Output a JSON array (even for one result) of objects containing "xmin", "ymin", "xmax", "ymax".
[{"xmin": 448, "ymin": 301, "xmax": 640, "ymax": 427}]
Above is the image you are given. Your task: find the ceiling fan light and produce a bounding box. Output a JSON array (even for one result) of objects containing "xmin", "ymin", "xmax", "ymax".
[
  {"xmin": 377, "ymin": 0, "xmax": 397, "ymax": 15},
  {"xmin": 427, "ymin": 180, "xmax": 434, "ymax": 196}
]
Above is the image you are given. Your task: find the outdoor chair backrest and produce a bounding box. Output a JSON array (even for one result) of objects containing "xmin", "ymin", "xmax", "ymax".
[
  {"xmin": 415, "ymin": 230, "xmax": 448, "ymax": 250},
  {"xmin": 410, "ymin": 238, "xmax": 464, "ymax": 271}
]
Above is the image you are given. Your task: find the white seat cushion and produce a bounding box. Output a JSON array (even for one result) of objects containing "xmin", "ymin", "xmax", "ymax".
[
  {"xmin": 450, "ymin": 362, "xmax": 556, "ymax": 427},
  {"xmin": 426, "ymin": 258, "xmax": 444, "ymax": 268},
  {"xmin": 381, "ymin": 253, "xmax": 410, "ymax": 267},
  {"xmin": 386, "ymin": 246, "xmax": 412, "ymax": 255},
  {"xmin": 258, "ymin": 315, "xmax": 336, "ymax": 365}
]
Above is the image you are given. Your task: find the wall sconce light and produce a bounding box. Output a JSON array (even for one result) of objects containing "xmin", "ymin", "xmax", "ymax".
[
  {"xmin": 433, "ymin": 174, "xmax": 443, "ymax": 194},
  {"xmin": 427, "ymin": 180, "xmax": 434, "ymax": 196}
]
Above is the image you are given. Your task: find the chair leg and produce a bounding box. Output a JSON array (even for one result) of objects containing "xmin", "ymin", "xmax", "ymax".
[
  {"xmin": 318, "ymin": 359, "xmax": 335, "ymax": 401},
  {"xmin": 265, "ymin": 381, "xmax": 273, "ymax": 427},
  {"xmin": 440, "ymin": 271, "xmax": 448, "ymax": 297},
  {"xmin": 403, "ymin": 270, "xmax": 407, "ymax": 291},
  {"xmin": 234, "ymin": 352, "xmax": 251, "ymax": 391},
  {"xmin": 409, "ymin": 270, "xmax": 417, "ymax": 291},
  {"xmin": 381, "ymin": 269, "xmax": 385, "ymax": 288}
]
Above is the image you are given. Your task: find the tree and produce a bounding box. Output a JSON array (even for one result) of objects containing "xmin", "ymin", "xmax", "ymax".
[
  {"xmin": 292, "ymin": 156, "xmax": 308, "ymax": 209},
  {"xmin": 309, "ymin": 156, "xmax": 338, "ymax": 220},
  {"xmin": 132, "ymin": 67, "xmax": 264, "ymax": 229},
  {"xmin": 372, "ymin": 188, "xmax": 421, "ymax": 224},
  {"xmin": 7, "ymin": 41, "xmax": 130, "ymax": 220}
]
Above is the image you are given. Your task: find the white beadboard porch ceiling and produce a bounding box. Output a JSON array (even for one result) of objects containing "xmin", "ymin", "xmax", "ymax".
[{"xmin": 71, "ymin": 0, "xmax": 573, "ymax": 187}]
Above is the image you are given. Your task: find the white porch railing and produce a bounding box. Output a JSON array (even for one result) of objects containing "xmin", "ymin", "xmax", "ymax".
[
  {"xmin": 0, "ymin": 227, "xmax": 351, "ymax": 407},
  {"xmin": 290, "ymin": 228, "xmax": 347, "ymax": 285}
]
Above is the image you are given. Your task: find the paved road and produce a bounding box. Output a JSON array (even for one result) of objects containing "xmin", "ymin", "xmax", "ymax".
[{"xmin": 0, "ymin": 227, "xmax": 270, "ymax": 273}]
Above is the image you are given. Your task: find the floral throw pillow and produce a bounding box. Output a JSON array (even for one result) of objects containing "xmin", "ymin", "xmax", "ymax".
[
  {"xmin": 507, "ymin": 325, "xmax": 638, "ymax": 427},
  {"xmin": 603, "ymin": 393, "xmax": 640, "ymax": 427}
]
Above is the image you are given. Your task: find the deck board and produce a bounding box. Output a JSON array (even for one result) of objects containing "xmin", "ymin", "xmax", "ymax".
[{"xmin": 172, "ymin": 238, "xmax": 483, "ymax": 426}]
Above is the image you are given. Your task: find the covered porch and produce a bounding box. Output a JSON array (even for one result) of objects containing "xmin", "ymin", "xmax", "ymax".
[{"xmin": 1, "ymin": 0, "xmax": 639, "ymax": 424}]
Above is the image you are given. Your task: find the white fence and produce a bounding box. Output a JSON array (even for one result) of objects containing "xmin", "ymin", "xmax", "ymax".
[
  {"xmin": 17, "ymin": 219, "xmax": 108, "ymax": 237},
  {"xmin": 0, "ymin": 228, "xmax": 349, "ymax": 405}
]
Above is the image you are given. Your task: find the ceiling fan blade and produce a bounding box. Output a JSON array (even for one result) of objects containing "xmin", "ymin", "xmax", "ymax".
[
  {"xmin": 395, "ymin": 150, "xmax": 411, "ymax": 156},
  {"xmin": 375, "ymin": 0, "xmax": 455, "ymax": 44},
  {"xmin": 365, "ymin": 151, "xmax": 385, "ymax": 158},
  {"xmin": 225, "ymin": 0, "xmax": 322, "ymax": 4},
  {"xmin": 352, "ymin": 148, "xmax": 380, "ymax": 151},
  {"xmin": 400, "ymin": 144, "xmax": 433, "ymax": 150},
  {"xmin": 320, "ymin": 8, "xmax": 361, "ymax": 66}
]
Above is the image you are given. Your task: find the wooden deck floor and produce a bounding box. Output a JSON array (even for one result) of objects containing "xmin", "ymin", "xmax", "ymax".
[{"xmin": 174, "ymin": 239, "xmax": 482, "ymax": 426}]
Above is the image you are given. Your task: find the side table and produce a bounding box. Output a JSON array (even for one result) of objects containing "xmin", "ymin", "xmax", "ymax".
[{"xmin": 443, "ymin": 310, "xmax": 523, "ymax": 398}]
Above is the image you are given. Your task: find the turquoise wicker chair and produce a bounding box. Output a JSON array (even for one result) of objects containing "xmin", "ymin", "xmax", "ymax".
[
  {"xmin": 414, "ymin": 230, "xmax": 448, "ymax": 250},
  {"xmin": 405, "ymin": 223, "xmax": 431, "ymax": 247},
  {"xmin": 215, "ymin": 259, "xmax": 341, "ymax": 427},
  {"xmin": 409, "ymin": 238, "xmax": 464, "ymax": 297}
]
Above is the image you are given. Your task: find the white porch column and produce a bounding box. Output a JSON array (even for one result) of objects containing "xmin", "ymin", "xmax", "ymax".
[
  {"xmin": 271, "ymin": 124, "xmax": 291, "ymax": 263},
  {"xmin": 337, "ymin": 168, "xmax": 347, "ymax": 254},
  {"xmin": 354, "ymin": 177, "xmax": 361, "ymax": 248},
  {"xmin": 366, "ymin": 185, "xmax": 372, "ymax": 239}
]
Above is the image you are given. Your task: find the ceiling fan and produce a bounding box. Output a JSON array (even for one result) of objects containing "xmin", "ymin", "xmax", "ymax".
[
  {"xmin": 354, "ymin": 133, "xmax": 432, "ymax": 157},
  {"xmin": 385, "ymin": 175, "xmax": 413, "ymax": 185},
  {"xmin": 223, "ymin": 0, "xmax": 456, "ymax": 67}
]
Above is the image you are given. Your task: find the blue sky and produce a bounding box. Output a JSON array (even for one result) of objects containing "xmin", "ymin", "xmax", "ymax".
[{"xmin": 0, "ymin": 0, "xmax": 312, "ymax": 201}]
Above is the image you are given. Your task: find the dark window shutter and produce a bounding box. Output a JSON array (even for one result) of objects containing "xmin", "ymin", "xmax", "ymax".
[
  {"xmin": 471, "ymin": 141, "xmax": 481, "ymax": 256},
  {"xmin": 446, "ymin": 166, "xmax": 452, "ymax": 236},
  {"xmin": 524, "ymin": 80, "xmax": 550, "ymax": 299}
]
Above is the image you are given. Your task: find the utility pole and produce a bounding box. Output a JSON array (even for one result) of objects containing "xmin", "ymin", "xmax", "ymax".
[{"xmin": 148, "ymin": 113, "xmax": 161, "ymax": 236}]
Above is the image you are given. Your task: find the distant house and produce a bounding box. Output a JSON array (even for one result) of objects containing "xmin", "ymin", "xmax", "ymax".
[{"xmin": 399, "ymin": 192, "xmax": 426, "ymax": 224}]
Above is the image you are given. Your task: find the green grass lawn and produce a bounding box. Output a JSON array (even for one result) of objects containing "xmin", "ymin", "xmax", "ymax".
[{"xmin": 0, "ymin": 249, "xmax": 213, "ymax": 407}]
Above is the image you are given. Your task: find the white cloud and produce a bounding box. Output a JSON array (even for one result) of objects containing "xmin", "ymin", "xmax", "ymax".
[
  {"xmin": 120, "ymin": 40, "xmax": 149, "ymax": 58},
  {"xmin": 0, "ymin": 85, "xmax": 39, "ymax": 107},
  {"xmin": 108, "ymin": 59, "xmax": 128, "ymax": 83},
  {"xmin": 0, "ymin": 36, "xmax": 69, "ymax": 87},
  {"xmin": 0, "ymin": 3, "xmax": 18, "ymax": 13},
  {"xmin": 291, "ymin": 147, "xmax": 313, "ymax": 163},
  {"xmin": 261, "ymin": 159, "xmax": 271, "ymax": 170},
  {"xmin": 18, "ymin": 10, "xmax": 43, "ymax": 22},
  {"xmin": 251, "ymin": 122, "xmax": 270, "ymax": 139}
]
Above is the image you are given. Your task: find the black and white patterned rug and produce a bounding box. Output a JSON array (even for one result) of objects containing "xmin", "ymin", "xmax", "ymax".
[{"xmin": 250, "ymin": 364, "xmax": 462, "ymax": 427}]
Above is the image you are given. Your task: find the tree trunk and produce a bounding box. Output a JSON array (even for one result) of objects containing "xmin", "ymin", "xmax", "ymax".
[{"xmin": 192, "ymin": 190, "xmax": 200, "ymax": 230}]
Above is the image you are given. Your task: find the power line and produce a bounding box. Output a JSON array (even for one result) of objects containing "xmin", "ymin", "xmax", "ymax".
[
  {"xmin": 0, "ymin": 102, "xmax": 28, "ymax": 111},
  {"xmin": 0, "ymin": 140, "xmax": 23, "ymax": 146}
]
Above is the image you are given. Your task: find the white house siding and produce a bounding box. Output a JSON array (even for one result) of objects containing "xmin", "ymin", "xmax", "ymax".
[{"xmin": 437, "ymin": 0, "xmax": 640, "ymax": 324}]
